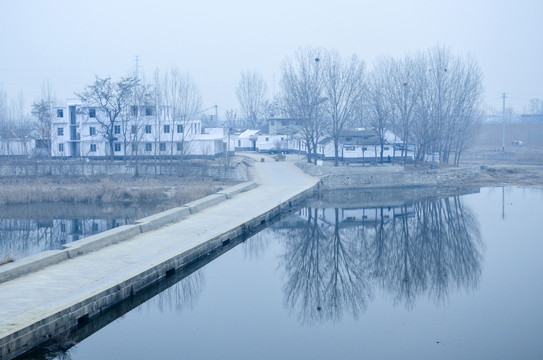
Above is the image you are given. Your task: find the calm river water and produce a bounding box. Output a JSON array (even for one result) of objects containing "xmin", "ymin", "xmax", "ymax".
[{"xmin": 16, "ymin": 186, "xmax": 543, "ymax": 360}]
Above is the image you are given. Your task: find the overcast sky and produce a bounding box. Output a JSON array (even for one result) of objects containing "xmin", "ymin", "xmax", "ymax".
[{"xmin": 1, "ymin": 0, "xmax": 541, "ymax": 116}]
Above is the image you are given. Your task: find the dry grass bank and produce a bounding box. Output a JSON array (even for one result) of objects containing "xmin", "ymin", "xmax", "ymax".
[{"xmin": 0, "ymin": 175, "xmax": 231, "ymax": 206}]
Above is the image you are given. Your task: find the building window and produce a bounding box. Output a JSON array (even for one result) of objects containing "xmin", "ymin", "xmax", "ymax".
[
  {"xmin": 265, "ymin": 137, "xmax": 269, "ymax": 142},
  {"xmin": 145, "ymin": 107, "xmax": 154, "ymax": 116},
  {"xmin": 114, "ymin": 125, "xmax": 121, "ymax": 134},
  {"xmin": 384, "ymin": 146, "xmax": 389, "ymax": 150},
  {"xmin": 89, "ymin": 127, "xmax": 96, "ymax": 136},
  {"xmin": 176, "ymin": 142, "xmax": 183, "ymax": 151},
  {"xmin": 92, "ymin": 223, "xmax": 99, "ymax": 232},
  {"xmin": 145, "ymin": 125, "xmax": 152, "ymax": 134},
  {"xmin": 58, "ymin": 143, "xmax": 64, "ymax": 152},
  {"xmin": 159, "ymin": 142, "xmax": 166, "ymax": 152},
  {"xmin": 131, "ymin": 106, "xmax": 138, "ymax": 116},
  {"xmin": 237, "ymin": 140, "xmax": 241, "ymax": 146},
  {"xmin": 90, "ymin": 144, "xmax": 97, "ymax": 152},
  {"xmin": 164, "ymin": 125, "xmax": 170, "ymax": 133},
  {"xmin": 282, "ymin": 121, "xmax": 287, "ymax": 126},
  {"xmin": 131, "ymin": 144, "xmax": 138, "ymax": 153},
  {"xmin": 114, "ymin": 143, "xmax": 121, "ymax": 152},
  {"xmin": 271, "ymin": 120, "xmax": 275, "ymax": 126},
  {"xmin": 131, "ymin": 125, "xmax": 137, "ymax": 134},
  {"xmin": 177, "ymin": 124, "xmax": 183, "ymax": 133},
  {"xmin": 57, "ymin": 109, "xmax": 63, "ymax": 118},
  {"xmin": 57, "ymin": 127, "xmax": 64, "ymax": 136},
  {"xmin": 89, "ymin": 108, "xmax": 96, "ymax": 118},
  {"xmin": 145, "ymin": 143, "xmax": 152, "ymax": 152}
]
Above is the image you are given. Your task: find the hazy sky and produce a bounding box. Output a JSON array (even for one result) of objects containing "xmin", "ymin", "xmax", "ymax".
[{"xmin": 1, "ymin": 0, "xmax": 541, "ymax": 116}]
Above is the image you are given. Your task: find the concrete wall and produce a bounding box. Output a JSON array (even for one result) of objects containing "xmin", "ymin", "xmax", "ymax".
[
  {"xmin": 297, "ymin": 162, "xmax": 480, "ymax": 190},
  {"xmin": 0, "ymin": 159, "xmax": 249, "ymax": 181}
]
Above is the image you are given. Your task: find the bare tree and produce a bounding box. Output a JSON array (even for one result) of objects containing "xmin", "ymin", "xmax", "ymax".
[
  {"xmin": 224, "ymin": 109, "xmax": 238, "ymax": 130},
  {"xmin": 77, "ymin": 76, "xmax": 139, "ymax": 160},
  {"xmin": 280, "ymin": 47, "xmax": 327, "ymax": 163},
  {"xmin": 236, "ymin": 71, "xmax": 268, "ymax": 130},
  {"xmin": 121, "ymin": 80, "xmax": 153, "ymax": 175},
  {"xmin": 322, "ymin": 51, "xmax": 366, "ymax": 166},
  {"xmin": 366, "ymin": 65, "xmax": 392, "ymax": 163},
  {"xmin": 385, "ymin": 55, "xmax": 425, "ymax": 162},
  {"xmin": 528, "ymin": 98, "xmax": 543, "ymax": 114},
  {"xmin": 419, "ymin": 46, "xmax": 483, "ymax": 165},
  {"xmin": 31, "ymin": 80, "xmax": 56, "ymax": 141},
  {"xmin": 154, "ymin": 67, "xmax": 202, "ymax": 165}
]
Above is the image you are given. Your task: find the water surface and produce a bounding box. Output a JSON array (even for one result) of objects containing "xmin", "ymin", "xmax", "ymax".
[{"xmin": 21, "ymin": 187, "xmax": 543, "ymax": 359}]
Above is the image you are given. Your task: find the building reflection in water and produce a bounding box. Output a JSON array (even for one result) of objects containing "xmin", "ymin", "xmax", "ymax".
[{"xmin": 274, "ymin": 194, "xmax": 482, "ymax": 324}]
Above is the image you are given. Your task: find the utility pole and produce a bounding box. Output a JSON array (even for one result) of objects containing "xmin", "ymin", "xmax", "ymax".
[
  {"xmin": 502, "ymin": 92, "xmax": 506, "ymax": 152},
  {"xmin": 134, "ymin": 55, "xmax": 140, "ymax": 80}
]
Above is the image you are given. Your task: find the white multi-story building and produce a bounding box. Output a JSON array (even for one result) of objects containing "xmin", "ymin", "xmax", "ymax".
[{"xmin": 50, "ymin": 99, "xmax": 224, "ymax": 159}]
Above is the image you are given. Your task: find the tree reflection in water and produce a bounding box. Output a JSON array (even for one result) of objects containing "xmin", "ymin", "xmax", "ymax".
[
  {"xmin": 276, "ymin": 195, "xmax": 482, "ymax": 324},
  {"xmin": 144, "ymin": 271, "xmax": 204, "ymax": 314}
]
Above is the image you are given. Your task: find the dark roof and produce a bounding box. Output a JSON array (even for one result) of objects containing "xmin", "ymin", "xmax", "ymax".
[{"xmin": 340, "ymin": 129, "xmax": 381, "ymax": 145}]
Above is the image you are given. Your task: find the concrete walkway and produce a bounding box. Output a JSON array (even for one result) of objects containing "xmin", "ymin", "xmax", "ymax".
[{"xmin": 0, "ymin": 154, "xmax": 319, "ymax": 359}]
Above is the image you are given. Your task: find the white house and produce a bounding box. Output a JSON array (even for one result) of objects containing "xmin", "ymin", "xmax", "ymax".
[
  {"xmin": 0, "ymin": 129, "xmax": 47, "ymax": 157},
  {"xmin": 235, "ymin": 130, "xmax": 261, "ymax": 151},
  {"xmin": 51, "ymin": 99, "xmax": 211, "ymax": 159},
  {"xmin": 0, "ymin": 136, "xmax": 35, "ymax": 157},
  {"xmin": 317, "ymin": 129, "xmax": 415, "ymax": 163},
  {"xmin": 256, "ymin": 134, "xmax": 289, "ymax": 153},
  {"xmin": 268, "ymin": 118, "xmax": 300, "ymax": 135},
  {"xmin": 204, "ymin": 127, "xmax": 235, "ymax": 155}
]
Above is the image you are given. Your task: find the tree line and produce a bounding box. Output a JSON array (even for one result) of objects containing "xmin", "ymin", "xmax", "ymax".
[
  {"xmin": 2, "ymin": 45, "xmax": 483, "ymax": 166},
  {"xmin": 273, "ymin": 45, "xmax": 484, "ymax": 166}
]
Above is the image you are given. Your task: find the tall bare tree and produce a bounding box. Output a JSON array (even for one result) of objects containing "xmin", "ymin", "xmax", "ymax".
[
  {"xmin": 417, "ymin": 46, "xmax": 483, "ymax": 165},
  {"xmin": 154, "ymin": 66, "xmax": 202, "ymax": 164},
  {"xmin": 322, "ymin": 51, "xmax": 366, "ymax": 166},
  {"xmin": 77, "ymin": 76, "xmax": 139, "ymax": 160},
  {"xmin": 31, "ymin": 80, "xmax": 56, "ymax": 141},
  {"xmin": 366, "ymin": 63, "xmax": 392, "ymax": 163},
  {"xmin": 236, "ymin": 71, "xmax": 268, "ymax": 130},
  {"xmin": 384, "ymin": 55, "xmax": 425, "ymax": 162},
  {"xmin": 280, "ymin": 47, "xmax": 327, "ymax": 163}
]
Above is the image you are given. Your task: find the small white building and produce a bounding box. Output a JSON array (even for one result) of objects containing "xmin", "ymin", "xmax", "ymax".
[
  {"xmin": 256, "ymin": 134, "xmax": 288, "ymax": 153},
  {"xmin": 317, "ymin": 129, "xmax": 414, "ymax": 163},
  {"xmin": 0, "ymin": 129, "xmax": 47, "ymax": 157},
  {"xmin": 235, "ymin": 130, "xmax": 261, "ymax": 151}
]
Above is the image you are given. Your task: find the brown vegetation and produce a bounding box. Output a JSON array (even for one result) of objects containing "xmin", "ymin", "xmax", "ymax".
[
  {"xmin": 0, "ymin": 254, "xmax": 15, "ymax": 265},
  {"xmin": 0, "ymin": 175, "xmax": 231, "ymax": 206}
]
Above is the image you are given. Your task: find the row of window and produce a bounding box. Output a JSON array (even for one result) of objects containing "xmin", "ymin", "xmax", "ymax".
[
  {"xmin": 56, "ymin": 124, "xmax": 186, "ymax": 137},
  {"xmin": 57, "ymin": 142, "xmax": 184, "ymax": 153},
  {"xmin": 343, "ymin": 146, "xmax": 390, "ymax": 151},
  {"xmin": 57, "ymin": 107, "xmax": 158, "ymax": 118}
]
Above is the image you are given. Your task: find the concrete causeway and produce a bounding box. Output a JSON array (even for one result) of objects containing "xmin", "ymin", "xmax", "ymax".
[{"xmin": 0, "ymin": 154, "xmax": 320, "ymax": 359}]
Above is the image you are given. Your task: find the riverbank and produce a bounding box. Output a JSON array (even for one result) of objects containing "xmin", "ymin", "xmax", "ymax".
[
  {"xmin": 295, "ymin": 146, "xmax": 543, "ymax": 189},
  {"xmin": 1, "ymin": 150, "xmax": 542, "ymax": 208}
]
